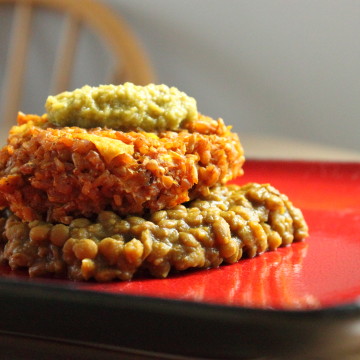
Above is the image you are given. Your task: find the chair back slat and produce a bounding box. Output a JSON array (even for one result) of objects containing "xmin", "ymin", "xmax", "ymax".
[
  {"xmin": 50, "ymin": 14, "xmax": 80, "ymax": 95},
  {"xmin": 0, "ymin": 0, "xmax": 155, "ymax": 139},
  {"xmin": 110, "ymin": 66, "xmax": 127, "ymax": 85},
  {"xmin": 1, "ymin": 2, "xmax": 32, "ymax": 128}
]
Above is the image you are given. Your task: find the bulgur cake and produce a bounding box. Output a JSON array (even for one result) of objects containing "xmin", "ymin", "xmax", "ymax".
[
  {"xmin": 0, "ymin": 183, "xmax": 308, "ymax": 282},
  {"xmin": 0, "ymin": 112, "xmax": 244, "ymax": 223}
]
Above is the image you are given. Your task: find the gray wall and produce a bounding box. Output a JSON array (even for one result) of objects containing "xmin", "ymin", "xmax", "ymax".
[
  {"xmin": 107, "ymin": 0, "xmax": 360, "ymax": 152},
  {"xmin": 1, "ymin": 0, "xmax": 359, "ymax": 151}
]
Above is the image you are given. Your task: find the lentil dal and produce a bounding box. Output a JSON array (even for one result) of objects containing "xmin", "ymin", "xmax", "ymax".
[{"xmin": 0, "ymin": 183, "xmax": 308, "ymax": 281}]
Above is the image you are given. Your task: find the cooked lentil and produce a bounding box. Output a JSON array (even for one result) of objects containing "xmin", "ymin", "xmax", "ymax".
[
  {"xmin": 0, "ymin": 112, "xmax": 244, "ymax": 223},
  {"xmin": 0, "ymin": 183, "xmax": 308, "ymax": 282}
]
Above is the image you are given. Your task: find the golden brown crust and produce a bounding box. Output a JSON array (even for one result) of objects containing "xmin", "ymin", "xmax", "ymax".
[{"xmin": 0, "ymin": 113, "xmax": 244, "ymax": 223}]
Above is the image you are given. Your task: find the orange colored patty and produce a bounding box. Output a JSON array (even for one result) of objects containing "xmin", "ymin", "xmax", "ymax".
[{"xmin": 0, "ymin": 113, "xmax": 244, "ymax": 224}]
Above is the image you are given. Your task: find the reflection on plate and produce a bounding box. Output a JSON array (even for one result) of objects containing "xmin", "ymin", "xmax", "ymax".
[{"xmin": 83, "ymin": 241, "xmax": 316, "ymax": 309}]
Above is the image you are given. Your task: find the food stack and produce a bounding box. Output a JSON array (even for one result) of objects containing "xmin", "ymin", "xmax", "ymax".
[{"xmin": 0, "ymin": 84, "xmax": 308, "ymax": 281}]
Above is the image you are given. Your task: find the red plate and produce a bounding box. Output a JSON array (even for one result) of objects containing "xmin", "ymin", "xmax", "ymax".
[
  {"xmin": 1, "ymin": 160, "xmax": 360, "ymax": 359},
  {"xmin": 70, "ymin": 160, "xmax": 360, "ymax": 310},
  {"xmin": 4, "ymin": 160, "xmax": 359, "ymax": 309}
]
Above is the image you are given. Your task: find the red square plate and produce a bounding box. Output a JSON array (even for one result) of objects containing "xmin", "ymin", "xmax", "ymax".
[{"xmin": 1, "ymin": 160, "xmax": 360, "ymax": 359}]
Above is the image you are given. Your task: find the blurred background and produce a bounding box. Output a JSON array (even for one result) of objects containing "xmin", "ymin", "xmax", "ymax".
[{"xmin": 1, "ymin": 0, "xmax": 360, "ymax": 157}]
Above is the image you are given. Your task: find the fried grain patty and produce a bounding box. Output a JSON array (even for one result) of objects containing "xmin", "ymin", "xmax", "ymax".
[
  {"xmin": 0, "ymin": 183, "xmax": 308, "ymax": 282},
  {"xmin": 0, "ymin": 113, "xmax": 244, "ymax": 223}
]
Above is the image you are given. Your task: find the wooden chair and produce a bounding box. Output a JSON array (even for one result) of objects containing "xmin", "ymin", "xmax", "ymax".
[{"xmin": 0, "ymin": 0, "xmax": 155, "ymax": 138}]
